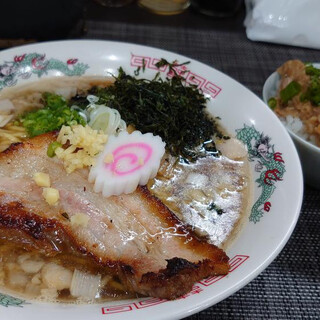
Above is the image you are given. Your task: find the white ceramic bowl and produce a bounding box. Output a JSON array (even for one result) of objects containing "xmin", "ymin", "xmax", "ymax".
[
  {"xmin": 263, "ymin": 67, "xmax": 320, "ymax": 189},
  {"xmin": 0, "ymin": 40, "xmax": 303, "ymax": 320}
]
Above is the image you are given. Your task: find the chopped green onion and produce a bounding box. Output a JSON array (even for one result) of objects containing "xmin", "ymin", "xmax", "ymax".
[
  {"xmin": 305, "ymin": 64, "xmax": 320, "ymax": 77},
  {"xmin": 44, "ymin": 92, "xmax": 66, "ymax": 109},
  {"xmin": 267, "ymin": 97, "xmax": 277, "ymax": 109},
  {"xmin": 280, "ymin": 81, "xmax": 301, "ymax": 104},
  {"xmin": 301, "ymin": 64, "xmax": 320, "ymax": 106},
  {"xmin": 21, "ymin": 93, "xmax": 86, "ymax": 138},
  {"xmin": 47, "ymin": 141, "xmax": 62, "ymax": 158}
]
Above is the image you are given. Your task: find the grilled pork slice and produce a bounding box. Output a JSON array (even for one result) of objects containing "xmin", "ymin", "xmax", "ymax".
[{"xmin": 0, "ymin": 133, "xmax": 229, "ymax": 299}]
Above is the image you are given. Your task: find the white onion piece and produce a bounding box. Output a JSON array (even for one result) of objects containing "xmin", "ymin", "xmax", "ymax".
[
  {"xmin": 84, "ymin": 95, "xmax": 127, "ymax": 135},
  {"xmin": 107, "ymin": 109, "xmax": 118, "ymax": 133},
  {"xmin": 88, "ymin": 105, "xmax": 126, "ymax": 135},
  {"xmin": 119, "ymin": 119, "xmax": 126, "ymax": 131},
  {"xmin": 70, "ymin": 269, "xmax": 101, "ymax": 300},
  {"xmin": 87, "ymin": 95, "xmax": 99, "ymax": 104},
  {"xmin": 41, "ymin": 263, "xmax": 73, "ymax": 291},
  {"xmin": 0, "ymin": 99, "xmax": 15, "ymax": 115}
]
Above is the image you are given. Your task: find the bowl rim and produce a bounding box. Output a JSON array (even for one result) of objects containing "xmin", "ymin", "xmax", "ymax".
[{"xmin": 0, "ymin": 39, "xmax": 305, "ymax": 320}]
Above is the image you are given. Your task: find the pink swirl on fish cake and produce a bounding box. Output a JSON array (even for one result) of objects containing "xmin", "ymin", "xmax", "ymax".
[
  {"xmin": 89, "ymin": 130, "xmax": 165, "ymax": 198},
  {"xmin": 105, "ymin": 143, "xmax": 153, "ymax": 176}
]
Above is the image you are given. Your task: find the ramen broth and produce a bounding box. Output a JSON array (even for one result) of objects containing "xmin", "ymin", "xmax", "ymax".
[
  {"xmin": 0, "ymin": 77, "xmax": 252, "ymax": 303},
  {"xmin": 0, "ymin": 241, "xmax": 136, "ymax": 302}
]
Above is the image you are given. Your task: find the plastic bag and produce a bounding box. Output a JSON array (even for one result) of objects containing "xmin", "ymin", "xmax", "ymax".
[{"xmin": 244, "ymin": 0, "xmax": 320, "ymax": 49}]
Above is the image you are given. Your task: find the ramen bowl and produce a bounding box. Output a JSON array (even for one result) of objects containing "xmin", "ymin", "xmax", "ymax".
[{"xmin": 0, "ymin": 40, "xmax": 303, "ymax": 320}]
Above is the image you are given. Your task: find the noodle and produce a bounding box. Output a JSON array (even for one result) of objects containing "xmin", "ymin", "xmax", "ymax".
[{"xmin": 0, "ymin": 123, "xmax": 27, "ymax": 152}]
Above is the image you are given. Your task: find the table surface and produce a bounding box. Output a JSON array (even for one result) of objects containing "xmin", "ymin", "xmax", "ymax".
[{"xmin": 1, "ymin": 1, "xmax": 320, "ymax": 319}]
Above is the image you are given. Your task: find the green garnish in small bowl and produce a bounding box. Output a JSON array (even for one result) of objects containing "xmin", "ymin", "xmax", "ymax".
[
  {"xmin": 267, "ymin": 97, "xmax": 277, "ymax": 109},
  {"xmin": 280, "ymin": 81, "xmax": 301, "ymax": 104},
  {"xmin": 301, "ymin": 65, "xmax": 320, "ymax": 106}
]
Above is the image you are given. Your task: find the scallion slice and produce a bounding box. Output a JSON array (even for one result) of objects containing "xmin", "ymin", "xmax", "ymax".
[
  {"xmin": 280, "ymin": 81, "xmax": 301, "ymax": 104},
  {"xmin": 267, "ymin": 97, "xmax": 277, "ymax": 109}
]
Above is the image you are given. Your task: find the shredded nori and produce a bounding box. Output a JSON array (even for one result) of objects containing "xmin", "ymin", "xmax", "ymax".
[
  {"xmin": 87, "ymin": 60, "xmax": 224, "ymax": 161},
  {"xmin": 207, "ymin": 202, "xmax": 224, "ymax": 215}
]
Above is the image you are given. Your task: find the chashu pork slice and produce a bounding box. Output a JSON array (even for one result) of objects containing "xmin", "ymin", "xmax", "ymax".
[{"xmin": 0, "ymin": 132, "xmax": 229, "ymax": 299}]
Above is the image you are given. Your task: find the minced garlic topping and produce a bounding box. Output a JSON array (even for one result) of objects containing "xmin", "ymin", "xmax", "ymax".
[
  {"xmin": 33, "ymin": 172, "xmax": 51, "ymax": 187},
  {"xmin": 42, "ymin": 187, "xmax": 60, "ymax": 206},
  {"xmin": 55, "ymin": 125, "xmax": 108, "ymax": 174},
  {"xmin": 70, "ymin": 213, "xmax": 90, "ymax": 228}
]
